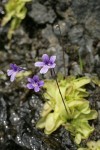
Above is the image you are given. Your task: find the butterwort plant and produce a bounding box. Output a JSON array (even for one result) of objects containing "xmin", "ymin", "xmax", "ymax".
[{"xmin": 6, "ymin": 53, "xmax": 98, "ymax": 145}]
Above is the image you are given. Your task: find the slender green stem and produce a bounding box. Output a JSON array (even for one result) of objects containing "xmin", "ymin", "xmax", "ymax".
[{"xmin": 52, "ymin": 69, "xmax": 70, "ymax": 115}]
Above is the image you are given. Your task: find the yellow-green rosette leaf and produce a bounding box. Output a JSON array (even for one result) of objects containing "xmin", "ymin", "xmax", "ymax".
[
  {"xmin": 75, "ymin": 133, "xmax": 82, "ymax": 144},
  {"xmin": 44, "ymin": 113, "xmax": 64, "ymax": 134},
  {"xmin": 37, "ymin": 76, "xmax": 98, "ymax": 144},
  {"xmin": 36, "ymin": 117, "xmax": 46, "ymax": 129}
]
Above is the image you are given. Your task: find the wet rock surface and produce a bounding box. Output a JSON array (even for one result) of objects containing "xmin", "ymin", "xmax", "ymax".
[
  {"xmin": 0, "ymin": 92, "xmax": 77, "ymax": 150},
  {"xmin": 0, "ymin": 0, "xmax": 100, "ymax": 149},
  {"xmin": 29, "ymin": 1, "xmax": 56, "ymax": 24}
]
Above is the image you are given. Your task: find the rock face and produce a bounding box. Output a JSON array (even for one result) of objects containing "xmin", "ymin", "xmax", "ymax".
[
  {"xmin": 28, "ymin": 0, "xmax": 100, "ymax": 74},
  {"xmin": 29, "ymin": 1, "xmax": 56, "ymax": 24},
  {"xmin": 0, "ymin": 0, "xmax": 100, "ymax": 150},
  {"xmin": 71, "ymin": 0, "xmax": 100, "ymax": 39}
]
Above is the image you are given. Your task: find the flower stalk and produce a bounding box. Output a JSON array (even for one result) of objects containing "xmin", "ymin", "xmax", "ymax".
[{"xmin": 52, "ymin": 69, "xmax": 70, "ymax": 115}]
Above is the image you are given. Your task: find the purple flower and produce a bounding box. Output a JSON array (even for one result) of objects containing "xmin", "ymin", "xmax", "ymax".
[
  {"xmin": 7, "ymin": 64, "xmax": 23, "ymax": 82},
  {"xmin": 27, "ymin": 75, "xmax": 44, "ymax": 92},
  {"xmin": 35, "ymin": 54, "xmax": 56, "ymax": 74}
]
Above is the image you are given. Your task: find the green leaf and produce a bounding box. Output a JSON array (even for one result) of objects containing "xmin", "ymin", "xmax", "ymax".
[
  {"xmin": 36, "ymin": 76, "xmax": 97, "ymax": 144},
  {"xmin": 75, "ymin": 133, "xmax": 82, "ymax": 144},
  {"xmin": 36, "ymin": 117, "xmax": 46, "ymax": 129},
  {"xmin": 2, "ymin": 0, "xmax": 31, "ymax": 39},
  {"xmin": 41, "ymin": 101, "xmax": 53, "ymax": 117},
  {"xmin": 44, "ymin": 112, "xmax": 64, "ymax": 134}
]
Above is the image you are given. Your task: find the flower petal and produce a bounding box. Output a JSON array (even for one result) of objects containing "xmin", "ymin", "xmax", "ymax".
[
  {"xmin": 27, "ymin": 83, "xmax": 34, "ymax": 89},
  {"xmin": 10, "ymin": 72, "xmax": 17, "ymax": 82},
  {"xmin": 18, "ymin": 67, "xmax": 23, "ymax": 72},
  {"xmin": 10, "ymin": 63, "xmax": 14, "ymax": 69},
  {"xmin": 50, "ymin": 56, "xmax": 56, "ymax": 63},
  {"xmin": 49, "ymin": 63, "xmax": 56, "ymax": 68},
  {"xmin": 38, "ymin": 80, "xmax": 44, "ymax": 87},
  {"xmin": 34, "ymin": 86, "xmax": 40, "ymax": 92},
  {"xmin": 7, "ymin": 70, "xmax": 13, "ymax": 76},
  {"xmin": 35, "ymin": 62, "xmax": 44, "ymax": 67},
  {"xmin": 42, "ymin": 54, "xmax": 49, "ymax": 62},
  {"xmin": 13, "ymin": 64, "xmax": 18, "ymax": 69},
  {"xmin": 11, "ymin": 64, "xmax": 17, "ymax": 70},
  {"xmin": 40, "ymin": 66, "xmax": 49, "ymax": 74},
  {"xmin": 33, "ymin": 75, "xmax": 39, "ymax": 82},
  {"xmin": 28, "ymin": 78, "xmax": 33, "ymax": 83}
]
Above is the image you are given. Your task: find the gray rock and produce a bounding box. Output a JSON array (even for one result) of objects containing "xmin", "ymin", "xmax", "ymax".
[
  {"xmin": 56, "ymin": 0, "xmax": 71, "ymax": 16},
  {"xmin": 65, "ymin": 8, "xmax": 77, "ymax": 28},
  {"xmin": 57, "ymin": 6, "xmax": 77, "ymax": 28},
  {"xmin": 53, "ymin": 21, "xmax": 68, "ymax": 36},
  {"xmin": 42, "ymin": 24, "xmax": 58, "ymax": 46},
  {"xmin": 55, "ymin": 0, "xmax": 100, "ymax": 44},
  {"xmin": 72, "ymin": 0, "xmax": 100, "ymax": 39},
  {"xmin": 68, "ymin": 25, "xmax": 84, "ymax": 44},
  {"xmin": 79, "ymin": 37, "xmax": 95, "ymax": 73},
  {"xmin": 55, "ymin": 44, "xmax": 69, "ymax": 75},
  {"xmin": 70, "ymin": 62, "xmax": 82, "ymax": 76},
  {"xmin": 85, "ymin": 14, "xmax": 100, "ymax": 39},
  {"xmin": 72, "ymin": 0, "xmax": 89, "ymax": 22},
  {"xmin": 97, "ymin": 101, "xmax": 100, "ymax": 109},
  {"xmin": 29, "ymin": 1, "xmax": 56, "ymax": 24},
  {"xmin": 0, "ymin": 95, "xmax": 7, "ymax": 125}
]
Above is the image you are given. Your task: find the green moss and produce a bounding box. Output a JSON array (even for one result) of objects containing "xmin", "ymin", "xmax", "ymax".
[{"xmin": 36, "ymin": 76, "xmax": 97, "ymax": 144}]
